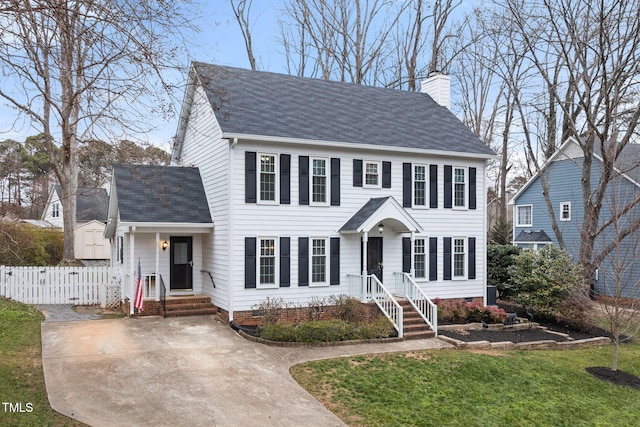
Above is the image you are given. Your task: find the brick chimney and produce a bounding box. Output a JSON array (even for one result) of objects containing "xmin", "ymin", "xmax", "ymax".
[{"xmin": 421, "ymin": 72, "xmax": 451, "ymax": 110}]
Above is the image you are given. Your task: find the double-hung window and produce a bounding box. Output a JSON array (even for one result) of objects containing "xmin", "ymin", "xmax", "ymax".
[
  {"xmin": 453, "ymin": 238, "xmax": 466, "ymax": 278},
  {"xmin": 311, "ymin": 158, "xmax": 327, "ymax": 205},
  {"xmin": 560, "ymin": 202, "xmax": 571, "ymax": 221},
  {"xmin": 364, "ymin": 161, "xmax": 381, "ymax": 187},
  {"xmin": 52, "ymin": 202, "xmax": 60, "ymax": 218},
  {"xmin": 454, "ymin": 167, "xmax": 466, "ymax": 208},
  {"xmin": 259, "ymin": 154, "xmax": 277, "ymax": 202},
  {"xmin": 259, "ymin": 238, "xmax": 277, "ymax": 287},
  {"xmin": 311, "ymin": 238, "xmax": 327, "ymax": 285},
  {"xmin": 414, "ymin": 238, "xmax": 426, "ymax": 278},
  {"xmin": 516, "ymin": 205, "xmax": 533, "ymax": 227},
  {"xmin": 413, "ymin": 165, "xmax": 427, "ymax": 207}
]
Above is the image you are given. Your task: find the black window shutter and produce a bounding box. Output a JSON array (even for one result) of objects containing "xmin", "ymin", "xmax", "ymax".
[
  {"xmin": 280, "ymin": 237, "xmax": 290, "ymax": 287},
  {"xmin": 382, "ymin": 161, "xmax": 392, "ymax": 188},
  {"xmin": 280, "ymin": 154, "xmax": 291, "ymax": 204},
  {"xmin": 429, "ymin": 164, "xmax": 438, "ymax": 208},
  {"xmin": 331, "ymin": 158, "xmax": 341, "ymax": 206},
  {"xmin": 402, "ymin": 237, "xmax": 411, "ymax": 273},
  {"xmin": 353, "ymin": 159, "xmax": 363, "ymax": 187},
  {"xmin": 444, "ymin": 165, "xmax": 452, "ymax": 209},
  {"xmin": 429, "ymin": 237, "xmax": 438, "ymax": 281},
  {"xmin": 330, "ymin": 237, "xmax": 340, "ymax": 285},
  {"xmin": 468, "ymin": 237, "xmax": 476, "ymax": 280},
  {"xmin": 244, "ymin": 237, "xmax": 256, "ymax": 288},
  {"xmin": 245, "ymin": 152, "xmax": 257, "ymax": 203},
  {"xmin": 298, "ymin": 237, "xmax": 309, "ymax": 286},
  {"xmin": 443, "ymin": 237, "xmax": 452, "ymax": 281},
  {"xmin": 469, "ymin": 167, "xmax": 477, "ymax": 210},
  {"xmin": 299, "ymin": 156, "xmax": 309, "ymax": 205},
  {"xmin": 403, "ymin": 163, "xmax": 412, "ymax": 207}
]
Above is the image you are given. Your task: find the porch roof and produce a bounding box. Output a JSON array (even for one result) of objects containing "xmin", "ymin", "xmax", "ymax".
[
  {"xmin": 339, "ymin": 196, "xmax": 422, "ymax": 234},
  {"xmin": 514, "ymin": 229, "xmax": 552, "ymax": 243}
]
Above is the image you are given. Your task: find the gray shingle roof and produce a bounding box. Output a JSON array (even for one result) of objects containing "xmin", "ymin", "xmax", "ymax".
[
  {"xmin": 54, "ymin": 186, "xmax": 109, "ymax": 222},
  {"xmin": 114, "ymin": 165, "xmax": 212, "ymax": 224},
  {"xmin": 514, "ymin": 230, "xmax": 552, "ymax": 243},
  {"xmin": 192, "ymin": 62, "xmax": 495, "ymax": 156},
  {"xmin": 339, "ymin": 197, "xmax": 390, "ymax": 232}
]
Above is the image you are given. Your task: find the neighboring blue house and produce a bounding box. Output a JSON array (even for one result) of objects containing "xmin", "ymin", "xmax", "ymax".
[{"xmin": 510, "ymin": 138, "xmax": 640, "ymax": 298}]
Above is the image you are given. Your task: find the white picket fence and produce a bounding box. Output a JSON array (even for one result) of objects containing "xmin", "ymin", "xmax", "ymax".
[{"xmin": 0, "ymin": 265, "xmax": 116, "ymax": 306}]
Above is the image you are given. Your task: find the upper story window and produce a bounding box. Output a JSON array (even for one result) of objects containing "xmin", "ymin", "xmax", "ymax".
[
  {"xmin": 453, "ymin": 237, "xmax": 466, "ymax": 278},
  {"xmin": 453, "ymin": 167, "xmax": 466, "ymax": 208},
  {"xmin": 414, "ymin": 238, "xmax": 426, "ymax": 278},
  {"xmin": 516, "ymin": 205, "xmax": 533, "ymax": 227},
  {"xmin": 311, "ymin": 158, "xmax": 328, "ymax": 205},
  {"xmin": 52, "ymin": 202, "xmax": 60, "ymax": 218},
  {"xmin": 560, "ymin": 202, "xmax": 571, "ymax": 221},
  {"xmin": 364, "ymin": 161, "xmax": 381, "ymax": 188},
  {"xmin": 259, "ymin": 154, "xmax": 277, "ymax": 203},
  {"xmin": 413, "ymin": 165, "xmax": 427, "ymax": 207}
]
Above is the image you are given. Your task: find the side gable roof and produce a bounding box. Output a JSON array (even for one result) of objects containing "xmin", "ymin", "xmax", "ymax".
[
  {"xmin": 113, "ymin": 165, "xmax": 212, "ymax": 224},
  {"xmin": 179, "ymin": 62, "xmax": 494, "ymax": 158}
]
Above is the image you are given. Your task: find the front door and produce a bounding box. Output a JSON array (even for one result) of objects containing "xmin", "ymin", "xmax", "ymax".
[
  {"xmin": 366, "ymin": 237, "xmax": 383, "ymax": 282},
  {"xmin": 170, "ymin": 236, "xmax": 193, "ymax": 290}
]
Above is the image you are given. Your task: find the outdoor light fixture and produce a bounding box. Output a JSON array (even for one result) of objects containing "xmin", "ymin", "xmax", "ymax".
[
  {"xmin": 162, "ymin": 241, "xmax": 169, "ymax": 251},
  {"xmin": 378, "ymin": 223, "xmax": 384, "ymax": 234}
]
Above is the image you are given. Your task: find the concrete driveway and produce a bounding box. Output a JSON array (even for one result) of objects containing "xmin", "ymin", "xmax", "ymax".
[{"xmin": 42, "ymin": 315, "xmax": 451, "ymax": 427}]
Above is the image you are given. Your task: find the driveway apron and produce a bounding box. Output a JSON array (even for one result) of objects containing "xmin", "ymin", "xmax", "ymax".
[{"xmin": 41, "ymin": 315, "xmax": 451, "ymax": 427}]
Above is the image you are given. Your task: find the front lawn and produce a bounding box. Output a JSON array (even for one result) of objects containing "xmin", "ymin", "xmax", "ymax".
[
  {"xmin": 0, "ymin": 297, "xmax": 84, "ymax": 426},
  {"xmin": 291, "ymin": 345, "xmax": 640, "ymax": 426}
]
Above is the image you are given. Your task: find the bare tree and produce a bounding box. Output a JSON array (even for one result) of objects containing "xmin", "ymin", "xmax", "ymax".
[
  {"xmin": 501, "ymin": 0, "xmax": 640, "ymax": 285},
  {"xmin": 230, "ymin": 0, "xmax": 257, "ymax": 70},
  {"xmin": 0, "ymin": 0, "xmax": 196, "ymax": 262}
]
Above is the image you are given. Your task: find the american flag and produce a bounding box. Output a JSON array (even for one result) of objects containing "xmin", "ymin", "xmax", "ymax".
[{"xmin": 134, "ymin": 258, "xmax": 144, "ymax": 312}]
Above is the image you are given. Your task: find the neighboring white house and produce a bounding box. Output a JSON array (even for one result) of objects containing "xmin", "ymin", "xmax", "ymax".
[
  {"xmin": 42, "ymin": 186, "xmax": 111, "ymax": 260},
  {"xmin": 105, "ymin": 63, "xmax": 495, "ymax": 324}
]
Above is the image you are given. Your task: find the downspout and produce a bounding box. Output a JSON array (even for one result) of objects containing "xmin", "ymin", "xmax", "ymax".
[
  {"xmin": 228, "ymin": 138, "xmax": 238, "ymax": 321},
  {"xmin": 129, "ymin": 226, "xmax": 136, "ymax": 316}
]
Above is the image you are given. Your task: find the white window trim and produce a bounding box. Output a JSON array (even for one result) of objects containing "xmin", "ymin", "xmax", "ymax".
[
  {"xmin": 560, "ymin": 201, "xmax": 571, "ymax": 221},
  {"xmin": 452, "ymin": 237, "xmax": 466, "ymax": 280},
  {"xmin": 309, "ymin": 237, "xmax": 330, "ymax": 287},
  {"xmin": 413, "ymin": 237, "xmax": 428, "ymax": 280},
  {"xmin": 412, "ymin": 164, "xmax": 428, "ymax": 208},
  {"xmin": 452, "ymin": 166, "xmax": 468, "ymax": 210},
  {"xmin": 516, "ymin": 204, "xmax": 533, "ymax": 227},
  {"xmin": 257, "ymin": 237, "xmax": 278, "ymax": 289},
  {"xmin": 363, "ymin": 160, "xmax": 382, "ymax": 188},
  {"xmin": 52, "ymin": 202, "xmax": 60, "ymax": 218},
  {"xmin": 257, "ymin": 153, "xmax": 279, "ymax": 205},
  {"xmin": 310, "ymin": 156, "xmax": 329, "ymax": 206}
]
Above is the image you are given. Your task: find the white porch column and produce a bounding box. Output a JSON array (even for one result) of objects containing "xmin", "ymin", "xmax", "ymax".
[
  {"xmin": 362, "ymin": 231, "xmax": 368, "ymax": 300},
  {"xmin": 129, "ymin": 227, "xmax": 136, "ymax": 316},
  {"xmin": 155, "ymin": 232, "xmax": 160, "ymax": 301},
  {"xmin": 410, "ymin": 231, "xmax": 415, "ymax": 277}
]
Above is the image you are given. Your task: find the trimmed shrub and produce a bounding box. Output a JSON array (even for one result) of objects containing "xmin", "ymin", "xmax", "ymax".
[
  {"xmin": 257, "ymin": 317, "xmax": 394, "ymax": 343},
  {"xmin": 435, "ymin": 298, "xmax": 508, "ymax": 324},
  {"xmin": 487, "ymin": 244, "xmax": 521, "ymax": 300}
]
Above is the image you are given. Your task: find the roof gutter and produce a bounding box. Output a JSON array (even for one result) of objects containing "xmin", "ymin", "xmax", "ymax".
[{"xmin": 223, "ymin": 132, "xmax": 497, "ymax": 161}]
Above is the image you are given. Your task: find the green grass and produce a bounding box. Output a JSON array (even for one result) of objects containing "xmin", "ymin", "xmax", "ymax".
[
  {"xmin": 0, "ymin": 297, "xmax": 84, "ymax": 426},
  {"xmin": 291, "ymin": 345, "xmax": 640, "ymax": 426}
]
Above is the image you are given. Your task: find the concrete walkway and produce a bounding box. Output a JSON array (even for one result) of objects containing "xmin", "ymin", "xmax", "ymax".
[{"xmin": 41, "ymin": 315, "xmax": 452, "ymax": 427}]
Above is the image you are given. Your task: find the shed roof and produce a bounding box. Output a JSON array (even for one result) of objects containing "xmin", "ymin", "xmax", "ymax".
[
  {"xmin": 113, "ymin": 165, "xmax": 212, "ymax": 224},
  {"xmin": 54, "ymin": 186, "xmax": 109, "ymax": 222},
  {"xmin": 190, "ymin": 62, "xmax": 494, "ymax": 157},
  {"xmin": 514, "ymin": 230, "xmax": 553, "ymax": 243}
]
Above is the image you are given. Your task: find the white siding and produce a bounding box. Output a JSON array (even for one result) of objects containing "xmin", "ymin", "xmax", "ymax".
[
  {"xmin": 176, "ymin": 85, "xmax": 230, "ymax": 308},
  {"xmin": 228, "ymin": 142, "xmax": 487, "ymax": 311},
  {"xmin": 42, "ymin": 191, "xmax": 64, "ymax": 229}
]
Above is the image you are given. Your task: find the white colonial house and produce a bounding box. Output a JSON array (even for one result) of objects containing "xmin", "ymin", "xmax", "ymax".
[
  {"xmin": 42, "ymin": 185, "xmax": 111, "ymax": 260},
  {"xmin": 105, "ymin": 63, "xmax": 495, "ymax": 335}
]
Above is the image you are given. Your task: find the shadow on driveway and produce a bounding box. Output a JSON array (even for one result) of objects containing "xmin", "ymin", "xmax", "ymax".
[{"xmin": 42, "ymin": 315, "xmax": 451, "ymax": 427}]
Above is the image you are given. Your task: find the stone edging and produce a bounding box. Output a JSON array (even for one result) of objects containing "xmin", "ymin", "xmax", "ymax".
[{"xmin": 236, "ymin": 329, "xmax": 404, "ymax": 347}]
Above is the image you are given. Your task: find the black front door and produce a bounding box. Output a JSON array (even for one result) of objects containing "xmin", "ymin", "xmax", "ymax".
[
  {"xmin": 366, "ymin": 237, "xmax": 383, "ymax": 282},
  {"xmin": 170, "ymin": 236, "xmax": 193, "ymax": 290}
]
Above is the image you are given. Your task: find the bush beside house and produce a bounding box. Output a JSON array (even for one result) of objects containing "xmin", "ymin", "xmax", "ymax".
[{"xmin": 0, "ymin": 221, "xmax": 63, "ymax": 266}]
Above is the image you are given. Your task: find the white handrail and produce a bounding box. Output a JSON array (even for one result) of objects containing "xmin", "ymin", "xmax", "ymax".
[
  {"xmin": 394, "ymin": 272, "xmax": 438, "ymax": 336},
  {"xmin": 368, "ymin": 274, "xmax": 403, "ymax": 338}
]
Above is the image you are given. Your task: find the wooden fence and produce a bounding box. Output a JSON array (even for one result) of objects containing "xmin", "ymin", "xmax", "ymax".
[{"xmin": 0, "ymin": 265, "xmax": 116, "ymax": 305}]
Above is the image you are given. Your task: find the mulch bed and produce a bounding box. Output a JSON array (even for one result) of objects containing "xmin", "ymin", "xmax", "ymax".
[
  {"xmin": 585, "ymin": 367, "xmax": 640, "ymax": 389},
  {"xmin": 440, "ymin": 326, "xmax": 571, "ymax": 343}
]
